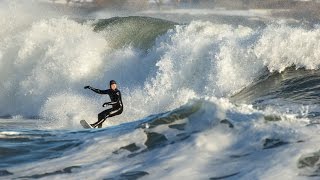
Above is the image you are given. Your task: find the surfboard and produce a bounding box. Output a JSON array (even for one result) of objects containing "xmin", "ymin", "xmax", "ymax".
[{"xmin": 80, "ymin": 120, "xmax": 93, "ymax": 129}]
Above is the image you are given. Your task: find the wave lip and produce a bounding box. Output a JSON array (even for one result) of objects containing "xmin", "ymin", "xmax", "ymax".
[{"xmin": 232, "ymin": 67, "xmax": 320, "ymax": 120}]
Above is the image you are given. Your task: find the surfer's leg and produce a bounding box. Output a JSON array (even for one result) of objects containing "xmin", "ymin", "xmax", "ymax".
[
  {"xmin": 92, "ymin": 108, "xmax": 123, "ymax": 128},
  {"xmin": 93, "ymin": 108, "xmax": 123, "ymax": 128},
  {"xmin": 91, "ymin": 109, "xmax": 112, "ymax": 128},
  {"xmin": 107, "ymin": 107, "xmax": 123, "ymax": 118}
]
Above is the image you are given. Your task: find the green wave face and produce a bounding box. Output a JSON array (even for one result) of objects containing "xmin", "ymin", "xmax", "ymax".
[{"xmin": 93, "ymin": 16, "xmax": 177, "ymax": 49}]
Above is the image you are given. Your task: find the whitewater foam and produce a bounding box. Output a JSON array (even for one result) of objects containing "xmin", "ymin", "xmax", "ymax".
[
  {"xmin": 255, "ymin": 23, "xmax": 320, "ymax": 72},
  {"xmin": 1, "ymin": 1, "xmax": 320, "ymax": 179},
  {"xmin": 2, "ymin": 1, "xmax": 320, "ymax": 130},
  {"xmin": 3, "ymin": 98, "xmax": 318, "ymax": 179}
]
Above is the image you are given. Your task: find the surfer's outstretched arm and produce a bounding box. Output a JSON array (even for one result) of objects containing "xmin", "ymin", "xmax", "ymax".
[{"xmin": 84, "ymin": 86, "xmax": 109, "ymax": 94}]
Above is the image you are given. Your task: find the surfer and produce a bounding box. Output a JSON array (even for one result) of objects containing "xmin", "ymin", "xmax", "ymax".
[{"xmin": 84, "ymin": 80, "xmax": 123, "ymax": 128}]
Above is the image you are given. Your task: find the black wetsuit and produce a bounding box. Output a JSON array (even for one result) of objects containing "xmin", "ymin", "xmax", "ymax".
[{"xmin": 88, "ymin": 87, "xmax": 123, "ymax": 128}]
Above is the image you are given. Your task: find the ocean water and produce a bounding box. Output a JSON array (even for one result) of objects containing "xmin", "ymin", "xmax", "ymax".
[{"xmin": 0, "ymin": 1, "xmax": 320, "ymax": 179}]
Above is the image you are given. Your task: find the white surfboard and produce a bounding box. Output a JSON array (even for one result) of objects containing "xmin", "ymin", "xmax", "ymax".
[{"xmin": 80, "ymin": 120, "xmax": 93, "ymax": 129}]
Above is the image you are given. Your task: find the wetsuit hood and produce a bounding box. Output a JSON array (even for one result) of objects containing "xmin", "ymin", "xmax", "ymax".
[{"xmin": 110, "ymin": 80, "xmax": 116, "ymax": 85}]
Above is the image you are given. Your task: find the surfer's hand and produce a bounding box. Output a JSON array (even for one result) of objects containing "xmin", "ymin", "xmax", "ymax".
[
  {"xmin": 84, "ymin": 86, "xmax": 91, "ymax": 89},
  {"xmin": 102, "ymin": 102, "xmax": 109, "ymax": 107}
]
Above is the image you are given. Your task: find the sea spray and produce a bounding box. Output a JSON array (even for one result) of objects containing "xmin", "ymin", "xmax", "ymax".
[{"xmin": 2, "ymin": 4, "xmax": 320, "ymax": 128}]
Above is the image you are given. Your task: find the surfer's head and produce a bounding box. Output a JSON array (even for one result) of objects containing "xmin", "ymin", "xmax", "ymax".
[{"xmin": 110, "ymin": 80, "xmax": 117, "ymax": 90}]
